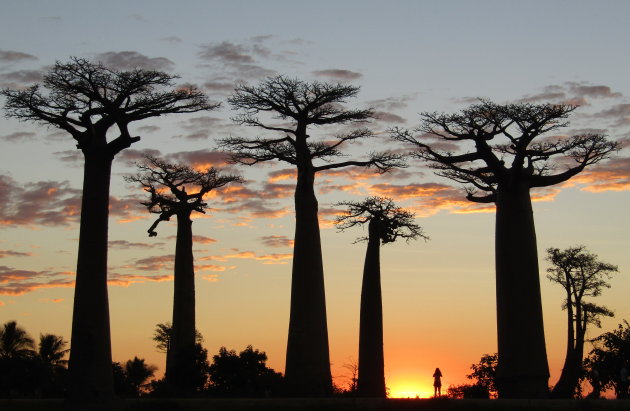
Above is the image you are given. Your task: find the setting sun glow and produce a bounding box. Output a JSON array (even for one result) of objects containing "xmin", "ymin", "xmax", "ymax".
[{"xmin": 388, "ymin": 382, "xmax": 434, "ymax": 399}]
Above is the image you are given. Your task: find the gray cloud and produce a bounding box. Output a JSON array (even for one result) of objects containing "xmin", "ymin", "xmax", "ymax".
[
  {"xmin": 1, "ymin": 131, "xmax": 36, "ymax": 142},
  {"xmin": 0, "ymin": 69, "xmax": 44, "ymax": 88},
  {"xmin": 0, "ymin": 49, "xmax": 38, "ymax": 63},
  {"xmin": 312, "ymin": 69, "xmax": 362, "ymax": 81},
  {"xmin": 94, "ymin": 51, "xmax": 175, "ymax": 71},
  {"xmin": 199, "ymin": 42, "xmax": 256, "ymax": 64}
]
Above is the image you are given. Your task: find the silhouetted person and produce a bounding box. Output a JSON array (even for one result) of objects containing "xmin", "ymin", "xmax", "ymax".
[{"xmin": 433, "ymin": 368, "xmax": 442, "ymax": 397}]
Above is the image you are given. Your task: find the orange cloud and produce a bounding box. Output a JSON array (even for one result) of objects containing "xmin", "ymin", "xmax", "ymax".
[
  {"xmin": 259, "ymin": 235, "xmax": 294, "ymax": 248},
  {"xmin": 202, "ymin": 274, "xmax": 220, "ymax": 282},
  {"xmin": 39, "ymin": 298, "xmax": 64, "ymax": 303},
  {"xmin": 107, "ymin": 273, "xmax": 174, "ymax": 287},
  {"xmin": 256, "ymin": 253, "xmax": 292, "ymax": 264},
  {"xmin": 268, "ymin": 168, "xmax": 296, "ymax": 182},
  {"xmin": 566, "ymin": 157, "xmax": 630, "ymax": 192}
]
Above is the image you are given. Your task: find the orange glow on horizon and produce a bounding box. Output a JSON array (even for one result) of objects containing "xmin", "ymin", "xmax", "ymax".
[{"xmin": 388, "ymin": 382, "xmax": 434, "ymax": 399}]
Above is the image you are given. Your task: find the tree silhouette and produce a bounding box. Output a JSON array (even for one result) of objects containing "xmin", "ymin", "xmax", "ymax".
[
  {"xmin": 220, "ymin": 76, "xmax": 403, "ymax": 395},
  {"xmin": 207, "ymin": 345, "xmax": 283, "ymax": 397},
  {"xmin": 467, "ymin": 353, "xmax": 498, "ymax": 398},
  {"xmin": 334, "ymin": 197, "xmax": 426, "ymax": 397},
  {"xmin": 391, "ymin": 101, "xmax": 618, "ymax": 398},
  {"xmin": 546, "ymin": 246, "xmax": 618, "ymax": 398},
  {"xmin": 127, "ymin": 156, "xmax": 241, "ymax": 395},
  {"xmin": 0, "ymin": 321, "xmax": 35, "ymax": 360},
  {"xmin": 38, "ymin": 333, "xmax": 70, "ymax": 368},
  {"xmin": 2, "ymin": 58, "xmax": 215, "ymax": 403},
  {"xmin": 124, "ymin": 357, "xmax": 157, "ymax": 397},
  {"xmin": 583, "ymin": 320, "xmax": 630, "ymax": 398},
  {"xmin": 152, "ymin": 321, "xmax": 204, "ymax": 355}
]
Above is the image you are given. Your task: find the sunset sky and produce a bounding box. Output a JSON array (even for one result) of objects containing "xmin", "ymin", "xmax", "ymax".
[{"xmin": 1, "ymin": 1, "xmax": 629, "ymax": 398}]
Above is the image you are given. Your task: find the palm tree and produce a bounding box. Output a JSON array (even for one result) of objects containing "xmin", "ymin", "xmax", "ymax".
[
  {"xmin": 39, "ymin": 333, "xmax": 70, "ymax": 368},
  {"xmin": 0, "ymin": 320, "xmax": 35, "ymax": 359}
]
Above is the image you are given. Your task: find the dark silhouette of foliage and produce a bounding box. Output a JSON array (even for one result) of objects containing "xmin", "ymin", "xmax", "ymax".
[
  {"xmin": 0, "ymin": 323, "xmax": 68, "ymax": 398},
  {"xmin": 38, "ymin": 334, "xmax": 70, "ymax": 368},
  {"xmin": 466, "ymin": 353, "xmax": 498, "ymax": 398},
  {"xmin": 0, "ymin": 321, "xmax": 35, "ymax": 360},
  {"xmin": 583, "ymin": 320, "xmax": 630, "ymax": 399},
  {"xmin": 127, "ymin": 157, "xmax": 240, "ymax": 395},
  {"xmin": 392, "ymin": 101, "xmax": 619, "ymax": 398},
  {"xmin": 335, "ymin": 197, "xmax": 425, "ymax": 397},
  {"xmin": 124, "ymin": 357, "xmax": 157, "ymax": 397},
  {"xmin": 546, "ymin": 246, "xmax": 618, "ymax": 398},
  {"xmin": 151, "ymin": 322, "xmax": 204, "ymax": 355},
  {"xmin": 220, "ymin": 75, "xmax": 403, "ymax": 396},
  {"xmin": 2, "ymin": 57, "xmax": 216, "ymax": 404},
  {"xmin": 207, "ymin": 345, "xmax": 283, "ymax": 397}
]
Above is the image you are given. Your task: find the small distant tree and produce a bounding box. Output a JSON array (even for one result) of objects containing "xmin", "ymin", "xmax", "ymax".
[
  {"xmin": 2, "ymin": 58, "xmax": 216, "ymax": 403},
  {"xmin": 38, "ymin": 334, "xmax": 70, "ymax": 368},
  {"xmin": 124, "ymin": 357, "xmax": 157, "ymax": 397},
  {"xmin": 467, "ymin": 353, "xmax": 498, "ymax": 398},
  {"xmin": 583, "ymin": 321, "xmax": 630, "ymax": 398},
  {"xmin": 335, "ymin": 197, "xmax": 426, "ymax": 397},
  {"xmin": 392, "ymin": 101, "xmax": 618, "ymax": 398},
  {"xmin": 152, "ymin": 321, "xmax": 204, "ymax": 355},
  {"xmin": 0, "ymin": 321, "xmax": 35, "ymax": 360},
  {"xmin": 127, "ymin": 156, "xmax": 241, "ymax": 395},
  {"xmin": 546, "ymin": 246, "xmax": 618, "ymax": 398},
  {"xmin": 207, "ymin": 345, "xmax": 283, "ymax": 397},
  {"xmin": 221, "ymin": 76, "xmax": 403, "ymax": 395}
]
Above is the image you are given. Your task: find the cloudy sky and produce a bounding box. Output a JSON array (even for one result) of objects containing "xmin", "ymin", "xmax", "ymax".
[{"xmin": 1, "ymin": 0, "xmax": 629, "ymax": 397}]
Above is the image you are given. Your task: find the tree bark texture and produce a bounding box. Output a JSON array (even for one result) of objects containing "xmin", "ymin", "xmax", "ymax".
[
  {"xmin": 284, "ymin": 164, "xmax": 332, "ymax": 396},
  {"xmin": 166, "ymin": 210, "xmax": 197, "ymax": 393},
  {"xmin": 357, "ymin": 221, "xmax": 386, "ymax": 397},
  {"xmin": 494, "ymin": 184, "xmax": 549, "ymax": 398},
  {"xmin": 67, "ymin": 152, "xmax": 115, "ymax": 405}
]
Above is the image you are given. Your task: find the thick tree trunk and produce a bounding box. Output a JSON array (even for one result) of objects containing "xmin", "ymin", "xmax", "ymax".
[
  {"xmin": 166, "ymin": 210, "xmax": 197, "ymax": 394},
  {"xmin": 495, "ymin": 185, "xmax": 549, "ymax": 398},
  {"xmin": 551, "ymin": 300, "xmax": 578, "ymax": 397},
  {"xmin": 67, "ymin": 152, "xmax": 115, "ymax": 406},
  {"xmin": 357, "ymin": 222, "xmax": 386, "ymax": 397},
  {"xmin": 284, "ymin": 165, "xmax": 332, "ymax": 396}
]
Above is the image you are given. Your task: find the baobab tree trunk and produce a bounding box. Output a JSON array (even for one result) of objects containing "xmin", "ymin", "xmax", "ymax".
[
  {"xmin": 494, "ymin": 184, "xmax": 549, "ymax": 398},
  {"xmin": 551, "ymin": 299, "xmax": 577, "ymax": 397},
  {"xmin": 284, "ymin": 165, "xmax": 332, "ymax": 396},
  {"xmin": 68, "ymin": 152, "xmax": 115, "ymax": 406},
  {"xmin": 357, "ymin": 220, "xmax": 386, "ymax": 397},
  {"xmin": 166, "ymin": 210, "xmax": 197, "ymax": 393}
]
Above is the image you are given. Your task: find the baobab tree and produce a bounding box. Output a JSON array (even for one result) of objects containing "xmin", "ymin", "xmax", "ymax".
[
  {"xmin": 220, "ymin": 76, "xmax": 403, "ymax": 395},
  {"xmin": 126, "ymin": 156, "xmax": 241, "ymax": 394},
  {"xmin": 1, "ymin": 58, "xmax": 216, "ymax": 404},
  {"xmin": 391, "ymin": 101, "xmax": 618, "ymax": 398},
  {"xmin": 334, "ymin": 197, "xmax": 426, "ymax": 397},
  {"xmin": 546, "ymin": 246, "xmax": 618, "ymax": 398}
]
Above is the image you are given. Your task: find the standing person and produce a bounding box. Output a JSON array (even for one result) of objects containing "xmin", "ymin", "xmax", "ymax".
[{"xmin": 433, "ymin": 368, "xmax": 443, "ymax": 397}]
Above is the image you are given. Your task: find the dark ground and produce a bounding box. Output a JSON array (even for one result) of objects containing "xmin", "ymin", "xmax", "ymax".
[{"xmin": 1, "ymin": 398, "xmax": 629, "ymax": 411}]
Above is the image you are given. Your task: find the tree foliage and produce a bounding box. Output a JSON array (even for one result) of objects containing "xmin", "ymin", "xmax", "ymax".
[
  {"xmin": 391, "ymin": 100, "xmax": 618, "ymax": 203},
  {"xmin": 220, "ymin": 75, "xmax": 404, "ymax": 172},
  {"xmin": 583, "ymin": 321, "xmax": 630, "ymax": 398},
  {"xmin": 334, "ymin": 196, "xmax": 426, "ymax": 244},
  {"xmin": 126, "ymin": 156, "xmax": 242, "ymax": 236},
  {"xmin": 207, "ymin": 345, "xmax": 283, "ymax": 397},
  {"xmin": 2, "ymin": 57, "xmax": 216, "ymax": 156}
]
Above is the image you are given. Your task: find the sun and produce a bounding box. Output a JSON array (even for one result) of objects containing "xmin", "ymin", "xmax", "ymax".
[{"xmin": 388, "ymin": 382, "xmax": 434, "ymax": 399}]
